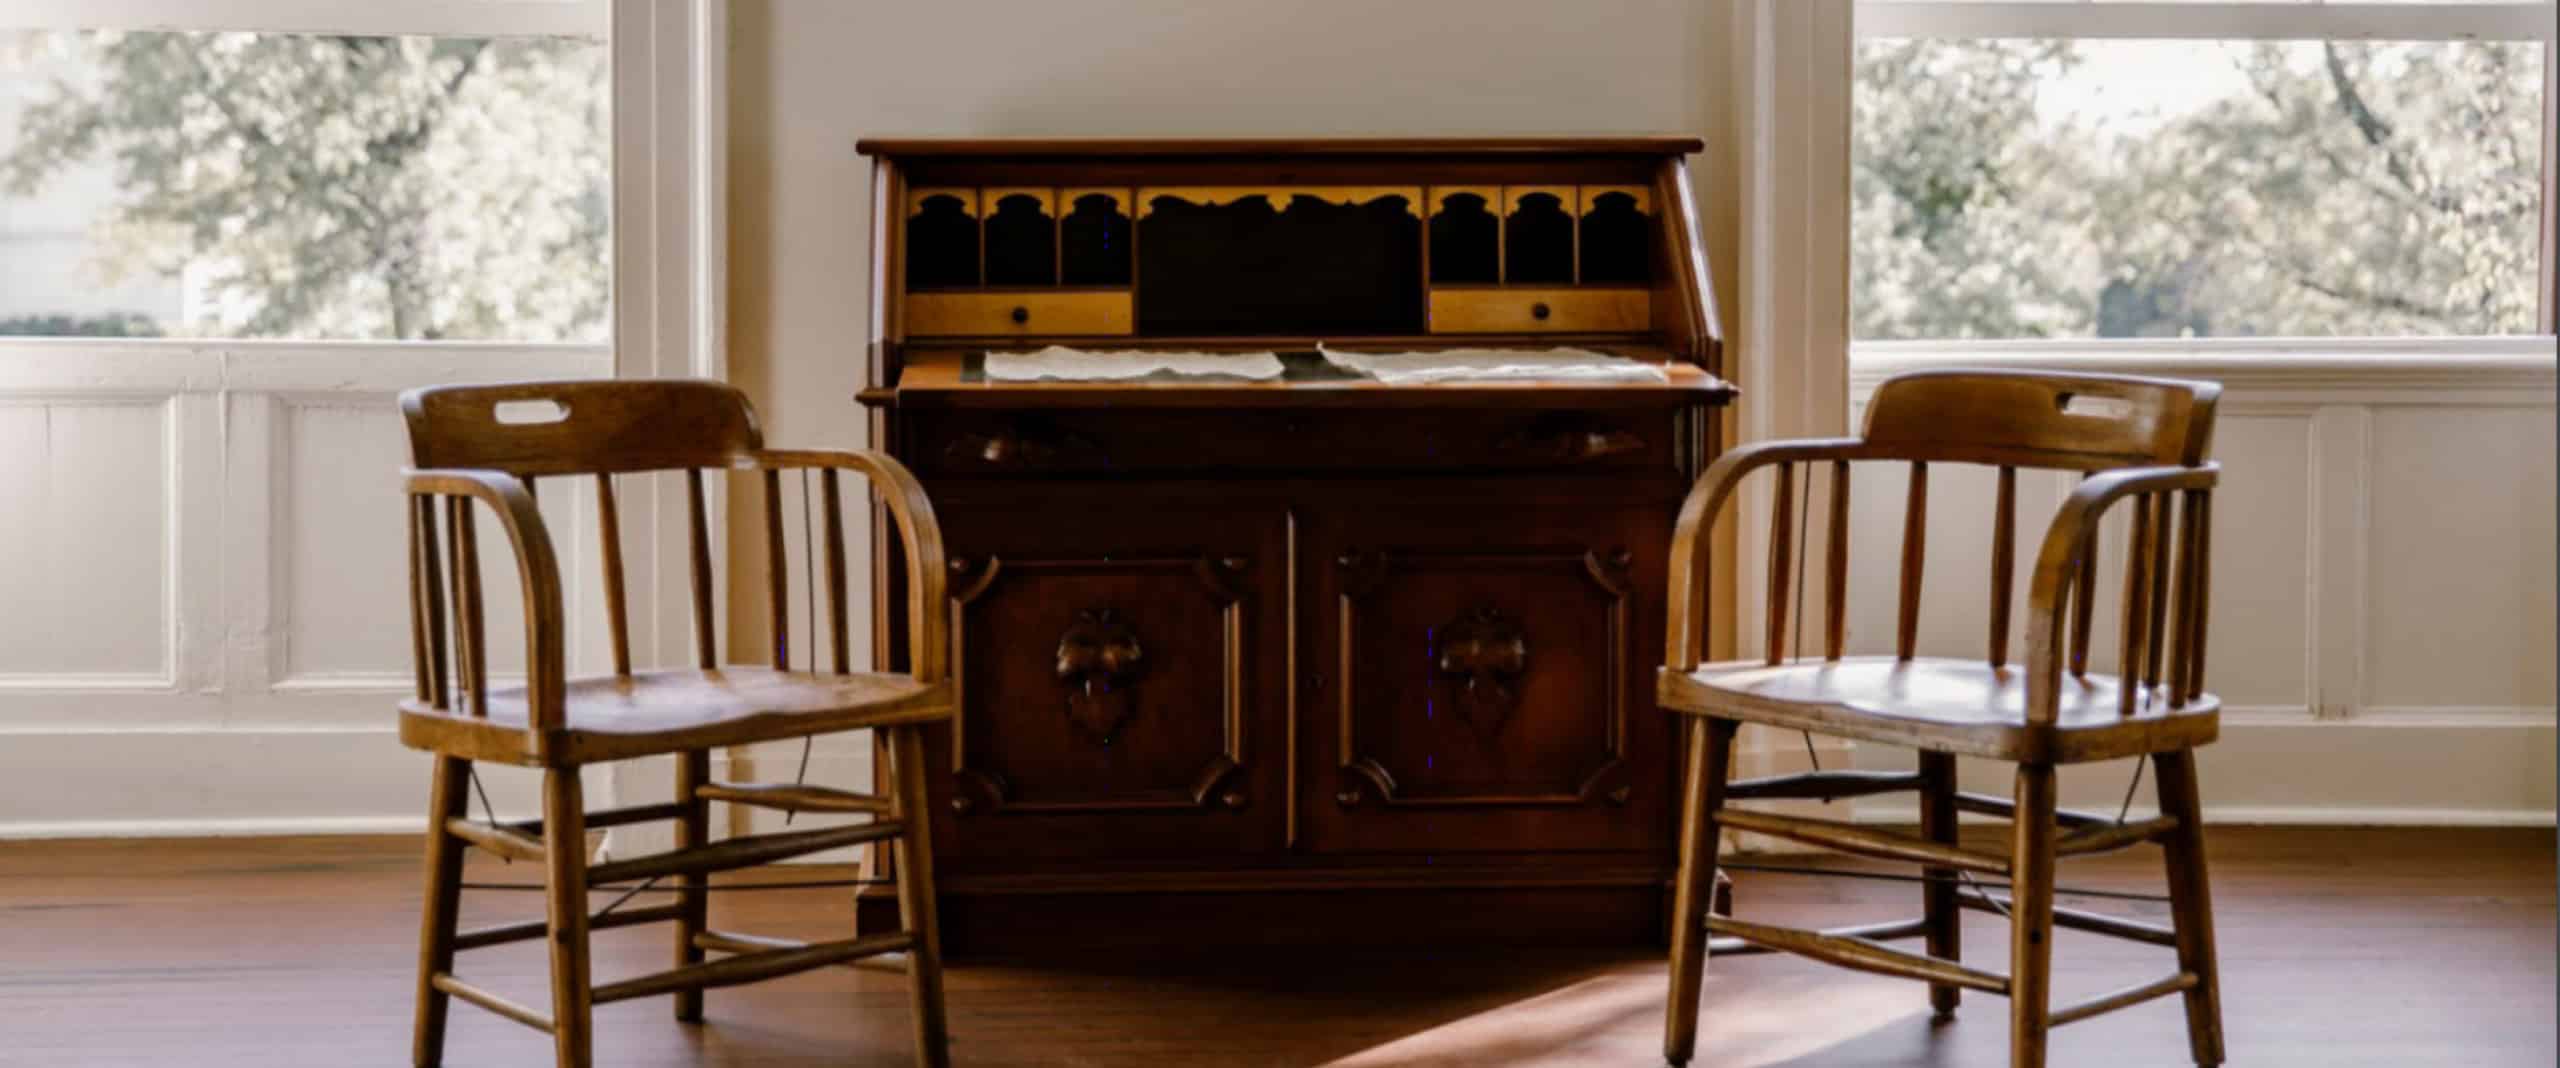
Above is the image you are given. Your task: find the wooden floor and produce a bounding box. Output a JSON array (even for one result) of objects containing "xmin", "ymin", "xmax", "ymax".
[{"xmin": 0, "ymin": 827, "xmax": 2549, "ymax": 1066}]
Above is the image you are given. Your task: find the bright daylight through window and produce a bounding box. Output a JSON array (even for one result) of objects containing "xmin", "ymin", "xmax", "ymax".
[
  {"xmin": 1853, "ymin": 2, "xmax": 2553, "ymax": 340},
  {"xmin": 0, "ymin": 27, "xmax": 607, "ymax": 342}
]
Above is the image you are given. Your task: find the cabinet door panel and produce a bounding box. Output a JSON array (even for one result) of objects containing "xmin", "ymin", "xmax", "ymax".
[
  {"xmin": 1305, "ymin": 481, "xmax": 1673, "ymax": 855},
  {"xmin": 929, "ymin": 487, "xmax": 1284, "ymax": 865}
]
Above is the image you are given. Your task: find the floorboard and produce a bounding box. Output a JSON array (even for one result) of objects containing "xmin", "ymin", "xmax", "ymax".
[{"xmin": 0, "ymin": 826, "xmax": 2548, "ymax": 1066}]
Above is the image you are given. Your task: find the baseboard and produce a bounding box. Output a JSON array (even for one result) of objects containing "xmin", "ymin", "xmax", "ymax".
[
  {"xmin": 1849, "ymin": 804, "xmax": 2557, "ymax": 828},
  {"xmin": 0, "ymin": 816, "xmax": 427, "ymax": 840}
]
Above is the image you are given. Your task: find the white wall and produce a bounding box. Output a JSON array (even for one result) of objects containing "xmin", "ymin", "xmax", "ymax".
[{"xmin": 716, "ymin": 0, "xmax": 1730, "ymax": 820}]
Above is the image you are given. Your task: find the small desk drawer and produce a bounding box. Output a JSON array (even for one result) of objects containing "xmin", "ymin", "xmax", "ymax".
[
  {"xmin": 1429, "ymin": 287, "xmax": 1649, "ymax": 334},
  {"xmin": 908, "ymin": 291, "xmax": 1133, "ymax": 337},
  {"xmin": 909, "ymin": 409, "xmax": 1675, "ymax": 477}
]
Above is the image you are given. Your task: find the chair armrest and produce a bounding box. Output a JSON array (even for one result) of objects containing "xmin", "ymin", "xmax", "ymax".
[
  {"xmin": 405, "ymin": 468, "xmax": 565, "ymax": 726},
  {"xmin": 2022, "ymin": 463, "xmax": 2220, "ymax": 722},
  {"xmin": 754, "ymin": 449, "xmax": 950, "ymax": 683},
  {"xmin": 1666, "ymin": 437, "xmax": 1871, "ymax": 670}
]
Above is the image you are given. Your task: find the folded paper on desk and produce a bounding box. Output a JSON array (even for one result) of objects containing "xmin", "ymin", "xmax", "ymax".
[
  {"xmin": 1318, "ymin": 344, "xmax": 1675, "ymax": 385},
  {"xmin": 986, "ymin": 346, "xmax": 1285, "ymax": 381}
]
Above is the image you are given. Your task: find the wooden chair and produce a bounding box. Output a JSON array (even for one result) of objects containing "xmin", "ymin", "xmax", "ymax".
[
  {"xmin": 397, "ymin": 380, "xmax": 952, "ymax": 1068},
  {"xmin": 1658, "ymin": 370, "xmax": 2227, "ymax": 1068}
]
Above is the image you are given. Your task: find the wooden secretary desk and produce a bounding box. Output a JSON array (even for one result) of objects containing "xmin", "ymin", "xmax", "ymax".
[{"xmin": 852, "ymin": 138, "xmax": 1732, "ymax": 952}]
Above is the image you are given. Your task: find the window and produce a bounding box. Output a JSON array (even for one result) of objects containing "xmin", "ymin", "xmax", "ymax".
[
  {"xmin": 0, "ymin": 3, "xmax": 608, "ymax": 342},
  {"xmin": 1852, "ymin": 1, "xmax": 2556, "ymax": 341}
]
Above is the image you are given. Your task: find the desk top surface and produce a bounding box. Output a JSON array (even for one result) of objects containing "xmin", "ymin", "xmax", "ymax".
[{"xmin": 873, "ymin": 347, "xmax": 1737, "ymax": 410}]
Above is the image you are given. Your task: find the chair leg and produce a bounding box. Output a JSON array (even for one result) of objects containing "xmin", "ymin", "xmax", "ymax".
[
  {"xmin": 542, "ymin": 768, "xmax": 595, "ymax": 1068},
  {"xmin": 412, "ymin": 756, "xmax": 471, "ymax": 1067},
  {"xmin": 1662, "ymin": 716, "xmax": 1736, "ymax": 1067},
  {"xmin": 885, "ymin": 724, "xmax": 951, "ymax": 1068},
  {"xmin": 2007, "ymin": 763, "xmax": 2058, "ymax": 1068},
  {"xmin": 1919, "ymin": 750, "xmax": 1962, "ymax": 1019},
  {"xmin": 2154, "ymin": 750, "xmax": 2226, "ymax": 1067},
  {"xmin": 671, "ymin": 751, "xmax": 711, "ymax": 1023}
]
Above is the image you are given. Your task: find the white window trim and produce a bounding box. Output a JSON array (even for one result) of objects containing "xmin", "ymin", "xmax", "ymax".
[
  {"xmin": 1858, "ymin": 2, "xmax": 2555, "ymax": 43},
  {"xmin": 0, "ymin": 0, "xmax": 605, "ymax": 38},
  {"xmin": 1852, "ymin": 335, "xmax": 2559, "ymax": 392}
]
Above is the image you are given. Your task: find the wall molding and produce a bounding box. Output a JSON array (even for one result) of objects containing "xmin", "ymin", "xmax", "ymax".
[{"xmin": 1850, "ymin": 805, "xmax": 2558, "ymax": 830}]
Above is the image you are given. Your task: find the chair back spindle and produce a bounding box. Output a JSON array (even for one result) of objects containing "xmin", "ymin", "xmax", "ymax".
[
  {"xmin": 685, "ymin": 468, "xmax": 718, "ymax": 670},
  {"xmin": 821, "ymin": 470, "xmax": 852, "ymax": 675},
  {"xmin": 1896, "ymin": 462, "xmax": 1928, "ymax": 662},
  {"xmin": 448, "ymin": 496, "xmax": 487, "ymax": 716},
  {"xmin": 2184, "ymin": 491, "xmax": 2212, "ymax": 702},
  {"xmin": 594, "ymin": 473, "xmax": 632, "ymax": 676},
  {"xmin": 1988, "ymin": 466, "xmax": 2016, "ymax": 668},
  {"xmin": 410, "ymin": 498, "xmax": 451, "ymax": 708},
  {"xmin": 2069, "ymin": 477, "xmax": 2100, "ymax": 681},
  {"xmin": 2143, "ymin": 493, "xmax": 2175, "ymax": 691},
  {"xmin": 763, "ymin": 469, "xmax": 791, "ymax": 670},
  {"xmin": 1823, "ymin": 460, "xmax": 1850, "ymax": 662},
  {"xmin": 2117, "ymin": 494, "xmax": 2155, "ymax": 715},
  {"xmin": 1765, "ymin": 462, "xmax": 1795, "ymax": 666}
]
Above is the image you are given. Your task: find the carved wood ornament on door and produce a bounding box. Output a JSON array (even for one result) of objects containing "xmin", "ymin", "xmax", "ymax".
[
  {"xmin": 1056, "ymin": 607, "xmax": 1144, "ymax": 744},
  {"xmin": 1434, "ymin": 606, "xmax": 1528, "ymax": 733}
]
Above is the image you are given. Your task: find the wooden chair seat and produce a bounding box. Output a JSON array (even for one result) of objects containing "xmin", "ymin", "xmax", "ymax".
[
  {"xmin": 1661, "ymin": 656, "xmax": 2218, "ymax": 763},
  {"xmin": 400, "ymin": 668, "xmax": 954, "ymax": 766}
]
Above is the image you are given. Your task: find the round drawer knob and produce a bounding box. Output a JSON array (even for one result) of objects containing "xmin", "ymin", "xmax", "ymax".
[
  {"xmin": 1009, "ymin": 305, "xmax": 1030, "ymax": 325},
  {"xmin": 1530, "ymin": 302, "xmax": 1552, "ymax": 321}
]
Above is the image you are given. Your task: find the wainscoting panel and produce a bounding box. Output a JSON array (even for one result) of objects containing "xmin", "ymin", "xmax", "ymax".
[
  {"xmin": 0, "ymin": 397, "xmax": 173, "ymax": 684},
  {"xmin": 2365, "ymin": 405, "xmax": 2558, "ymax": 712}
]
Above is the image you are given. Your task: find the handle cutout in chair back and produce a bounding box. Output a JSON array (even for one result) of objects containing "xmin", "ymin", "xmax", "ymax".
[
  {"xmin": 1861, "ymin": 369, "xmax": 2219, "ymax": 468},
  {"xmin": 2054, "ymin": 392, "xmax": 2135, "ymax": 420},
  {"xmin": 492, "ymin": 399, "xmax": 570, "ymax": 425},
  {"xmin": 401, "ymin": 379, "xmax": 766, "ymax": 476}
]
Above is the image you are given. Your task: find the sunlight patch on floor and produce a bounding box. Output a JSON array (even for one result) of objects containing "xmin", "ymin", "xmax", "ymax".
[{"xmin": 1321, "ymin": 970, "xmax": 1926, "ymax": 1067}]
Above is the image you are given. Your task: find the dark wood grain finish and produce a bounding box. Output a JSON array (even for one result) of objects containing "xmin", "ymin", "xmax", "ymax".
[{"xmin": 859, "ymin": 139, "xmax": 1729, "ymax": 954}]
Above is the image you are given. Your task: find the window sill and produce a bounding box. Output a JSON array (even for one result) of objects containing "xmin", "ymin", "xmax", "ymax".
[{"xmin": 1850, "ymin": 336, "xmax": 2557, "ymax": 395}]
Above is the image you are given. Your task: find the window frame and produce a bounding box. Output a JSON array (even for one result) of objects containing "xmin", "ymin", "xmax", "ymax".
[
  {"xmin": 1851, "ymin": 0, "xmax": 2560, "ymax": 348},
  {"xmin": 0, "ymin": 0, "xmax": 620, "ymax": 352}
]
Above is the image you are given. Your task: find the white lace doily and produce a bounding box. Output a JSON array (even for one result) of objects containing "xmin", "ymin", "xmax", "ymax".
[
  {"xmin": 1318, "ymin": 344, "xmax": 1673, "ymax": 384},
  {"xmin": 986, "ymin": 346, "xmax": 1285, "ymax": 381}
]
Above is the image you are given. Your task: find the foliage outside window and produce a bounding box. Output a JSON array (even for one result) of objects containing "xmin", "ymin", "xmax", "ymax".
[
  {"xmin": 1853, "ymin": 9, "xmax": 2550, "ymax": 341},
  {"xmin": 0, "ymin": 29, "xmax": 608, "ymax": 343}
]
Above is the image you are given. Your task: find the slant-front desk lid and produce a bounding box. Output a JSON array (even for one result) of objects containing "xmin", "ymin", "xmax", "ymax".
[{"xmin": 858, "ymin": 137, "xmax": 1729, "ymax": 409}]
